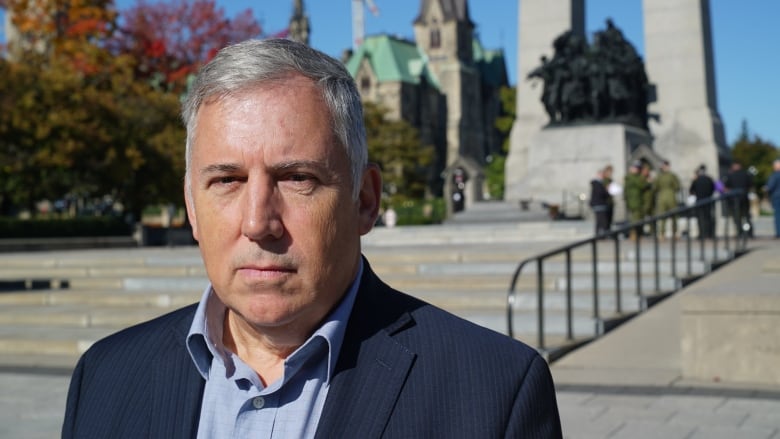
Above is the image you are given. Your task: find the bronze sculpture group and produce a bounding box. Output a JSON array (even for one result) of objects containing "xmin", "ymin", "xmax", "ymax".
[{"xmin": 528, "ymin": 19, "xmax": 653, "ymax": 130}]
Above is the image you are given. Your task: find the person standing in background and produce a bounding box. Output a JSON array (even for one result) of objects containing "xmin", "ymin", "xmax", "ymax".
[
  {"xmin": 723, "ymin": 161, "xmax": 754, "ymax": 238},
  {"xmin": 652, "ymin": 160, "xmax": 681, "ymax": 239},
  {"xmin": 602, "ymin": 165, "xmax": 617, "ymax": 232},
  {"xmin": 641, "ymin": 164, "xmax": 655, "ymax": 219},
  {"xmin": 590, "ymin": 166, "xmax": 613, "ymax": 236},
  {"xmin": 764, "ymin": 159, "xmax": 780, "ymax": 238},
  {"xmin": 689, "ymin": 165, "xmax": 716, "ymax": 239},
  {"xmin": 624, "ymin": 161, "xmax": 646, "ymax": 240}
]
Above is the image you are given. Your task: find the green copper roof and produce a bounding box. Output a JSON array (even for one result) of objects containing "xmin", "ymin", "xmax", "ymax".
[{"xmin": 346, "ymin": 35, "xmax": 440, "ymax": 89}]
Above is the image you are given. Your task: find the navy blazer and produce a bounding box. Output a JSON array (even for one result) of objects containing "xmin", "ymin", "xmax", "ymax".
[{"xmin": 63, "ymin": 260, "xmax": 562, "ymax": 438}]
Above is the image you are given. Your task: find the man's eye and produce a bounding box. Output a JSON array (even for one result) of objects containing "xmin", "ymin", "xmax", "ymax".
[
  {"xmin": 209, "ymin": 176, "xmax": 241, "ymax": 188},
  {"xmin": 288, "ymin": 173, "xmax": 311, "ymax": 182}
]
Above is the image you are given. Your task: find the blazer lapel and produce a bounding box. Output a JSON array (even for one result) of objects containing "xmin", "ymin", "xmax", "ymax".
[
  {"xmin": 149, "ymin": 306, "xmax": 206, "ymax": 439},
  {"xmin": 315, "ymin": 261, "xmax": 419, "ymax": 439}
]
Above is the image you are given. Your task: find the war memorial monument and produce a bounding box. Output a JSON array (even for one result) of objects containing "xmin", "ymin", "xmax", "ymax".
[{"xmin": 505, "ymin": 0, "xmax": 730, "ymax": 214}]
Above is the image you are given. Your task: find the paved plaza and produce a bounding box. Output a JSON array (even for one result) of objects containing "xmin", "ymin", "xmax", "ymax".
[{"xmin": 1, "ymin": 213, "xmax": 779, "ymax": 438}]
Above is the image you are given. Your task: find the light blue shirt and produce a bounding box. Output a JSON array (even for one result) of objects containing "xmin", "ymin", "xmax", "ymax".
[{"xmin": 187, "ymin": 260, "xmax": 362, "ymax": 438}]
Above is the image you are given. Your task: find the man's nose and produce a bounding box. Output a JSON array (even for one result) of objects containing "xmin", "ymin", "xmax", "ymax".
[{"xmin": 241, "ymin": 180, "xmax": 284, "ymax": 242}]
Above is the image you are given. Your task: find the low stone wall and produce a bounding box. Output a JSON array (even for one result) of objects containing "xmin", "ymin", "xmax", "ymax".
[{"xmin": 680, "ymin": 247, "xmax": 780, "ymax": 385}]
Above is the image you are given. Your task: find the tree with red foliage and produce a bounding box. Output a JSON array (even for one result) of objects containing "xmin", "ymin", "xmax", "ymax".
[
  {"xmin": 4, "ymin": 0, "xmax": 117, "ymax": 72},
  {"xmin": 110, "ymin": 0, "xmax": 261, "ymax": 92}
]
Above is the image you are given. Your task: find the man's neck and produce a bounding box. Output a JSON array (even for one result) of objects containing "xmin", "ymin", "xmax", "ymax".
[{"xmin": 222, "ymin": 310, "xmax": 307, "ymax": 386}]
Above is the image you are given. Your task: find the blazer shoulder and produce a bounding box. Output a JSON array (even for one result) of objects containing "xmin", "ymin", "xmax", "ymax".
[
  {"xmin": 64, "ymin": 304, "xmax": 204, "ymax": 439},
  {"xmin": 357, "ymin": 263, "xmax": 541, "ymax": 364},
  {"xmin": 81, "ymin": 303, "xmax": 198, "ymax": 366},
  {"xmin": 409, "ymin": 299, "xmax": 541, "ymax": 360}
]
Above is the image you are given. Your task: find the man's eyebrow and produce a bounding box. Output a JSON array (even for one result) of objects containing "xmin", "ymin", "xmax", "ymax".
[
  {"xmin": 199, "ymin": 163, "xmax": 242, "ymax": 175},
  {"xmin": 271, "ymin": 160, "xmax": 329, "ymax": 172}
]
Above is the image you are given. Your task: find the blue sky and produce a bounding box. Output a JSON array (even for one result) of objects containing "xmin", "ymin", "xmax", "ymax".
[
  {"xmin": 232, "ymin": 0, "xmax": 780, "ymax": 147},
  {"xmin": 3, "ymin": 1, "xmax": 777, "ymax": 146}
]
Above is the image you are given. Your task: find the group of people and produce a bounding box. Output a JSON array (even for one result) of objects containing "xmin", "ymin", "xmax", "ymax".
[
  {"xmin": 590, "ymin": 160, "xmax": 682, "ymax": 238},
  {"xmin": 590, "ymin": 159, "xmax": 759, "ymax": 240},
  {"xmin": 622, "ymin": 160, "xmax": 682, "ymax": 239}
]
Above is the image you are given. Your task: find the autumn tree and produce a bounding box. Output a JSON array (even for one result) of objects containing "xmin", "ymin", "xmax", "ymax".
[
  {"xmin": 0, "ymin": 0, "xmax": 188, "ymax": 219},
  {"xmin": 109, "ymin": 0, "xmax": 261, "ymax": 92},
  {"xmin": 363, "ymin": 101, "xmax": 434, "ymax": 203},
  {"xmin": 0, "ymin": 53, "xmax": 185, "ymax": 219},
  {"xmin": 4, "ymin": 0, "xmax": 117, "ymax": 72}
]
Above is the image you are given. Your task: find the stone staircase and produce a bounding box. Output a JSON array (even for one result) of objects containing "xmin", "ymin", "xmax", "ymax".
[{"xmin": 0, "ymin": 211, "xmax": 734, "ymax": 372}]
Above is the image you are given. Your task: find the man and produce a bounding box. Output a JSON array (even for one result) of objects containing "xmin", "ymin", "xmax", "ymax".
[
  {"xmin": 62, "ymin": 39, "xmax": 562, "ymax": 438},
  {"xmin": 723, "ymin": 161, "xmax": 754, "ymax": 238},
  {"xmin": 689, "ymin": 165, "xmax": 716, "ymax": 239},
  {"xmin": 590, "ymin": 165, "xmax": 613, "ymax": 236},
  {"xmin": 640, "ymin": 164, "xmax": 655, "ymax": 218},
  {"xmin": 624, "ymin": 160, "xmax": 647, "ymax": 239},
  {"xmin": 652, "ymin": 160, "xmax": 681, "ymax": 239},
  {"xmin": 764, "ymin": 159, "xmax": 780, "ymax": 238}
]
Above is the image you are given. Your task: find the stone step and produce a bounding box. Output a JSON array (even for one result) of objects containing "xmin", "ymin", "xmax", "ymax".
[
  {"xmin": 0, "ymin": 242, "xmax": 722, "ymax": 272},
  {"xmin": 0, "ymin": 289, "xmax": 200, "ymax": 308},
  {"xmin": 0, "ymin": 326, "xmax": 114, "ymax": 357},
  {"xmin": 554, "ymin": 275, "xmax": 679, "ymax": 292},
  {"xmin": 0, "ymin": 260, "xmax": 689, "ymax": 306},
  {"xmin": 362, "ymin": 227, "xmax": 589, "ymax": 247},
  {"xmin": 0, "ymin": 305, "xmax": 598, "ymax": 371},
  {"xmin": 0, "ymin": 304, "xmax": 184, "ymax": 328},
  {"xmin": 0, "ymin": 265, "xmax": 205, "ymax": 279},
  {"xmin": 509, "ymin": 289, "xmax": 669, "ymax": 313},
  {"xmin": 0, "ymin": 253, "xmax": 706, "ymax": 289}
]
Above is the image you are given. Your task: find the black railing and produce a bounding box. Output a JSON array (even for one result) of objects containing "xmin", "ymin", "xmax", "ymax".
[{"xmin": 506, "ymin": 190, "xmax": 749, "ymax": 354}]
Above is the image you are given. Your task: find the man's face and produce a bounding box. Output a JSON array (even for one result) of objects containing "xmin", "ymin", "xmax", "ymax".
[{"xmin": 185, "ymin": 74, "xmax": 380, "ymax": 337}]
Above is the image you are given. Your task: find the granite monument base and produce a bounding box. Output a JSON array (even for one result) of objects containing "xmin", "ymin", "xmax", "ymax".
[{"xmin": 506, "ymin": 124, "xmax": 654, "ymax": 218}]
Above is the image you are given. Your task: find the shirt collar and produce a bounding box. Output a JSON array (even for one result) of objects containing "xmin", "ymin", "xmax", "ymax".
[{"xmin": 186, "ymin": 259, "xmax": 363, "ymax": 384}]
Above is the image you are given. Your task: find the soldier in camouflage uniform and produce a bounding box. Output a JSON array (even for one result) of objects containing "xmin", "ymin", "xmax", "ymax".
[
  {"xmin": 623, "ymin": 161, "xmax": 647, "ymax": 240},
  {"xmin": 641, "ymin": 165, "xmax": 654, "ymax": 218},
  {"xmin": 652, "ymin": 160, "xmax": 681, "ymax": 238}
]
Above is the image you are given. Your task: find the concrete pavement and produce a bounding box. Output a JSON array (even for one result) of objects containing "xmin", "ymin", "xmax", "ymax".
[
  {"xmin": 552, "ymin": 234, "xmax": 780, "ymax": 439},
  {"xmin": 1, "ymin": 210, "xmax": 778, "ymax": 438}
]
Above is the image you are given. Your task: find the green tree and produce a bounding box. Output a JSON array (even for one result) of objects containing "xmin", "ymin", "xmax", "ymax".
[
  {"xmin": 0, "ymin": 55, "xmax": 185, "ymax": 218},
  {"xmin": 731, "ymin": 120, "xmax": 778, "ymax": 193},
  {"xmin": 485, "ymin": 85, "xmax": 516, "ymax": 200},
  {"xmin": 363, "ymin": 101, "xmax": 434, "ymax": 204}
]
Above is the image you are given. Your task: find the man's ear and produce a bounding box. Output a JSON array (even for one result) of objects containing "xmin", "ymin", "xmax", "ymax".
[
  {"xmin": 184, "ymin": 185, "xmax": 199, "ymax": 242},
  {"xmin": 357, "ymin": 164, "xmax": 382, "ymax": 235}
]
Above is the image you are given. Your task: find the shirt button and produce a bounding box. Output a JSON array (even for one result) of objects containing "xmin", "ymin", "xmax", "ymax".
[{"xmin": 252, "ymin": 396, "xmax": 265, "ymax": 409}]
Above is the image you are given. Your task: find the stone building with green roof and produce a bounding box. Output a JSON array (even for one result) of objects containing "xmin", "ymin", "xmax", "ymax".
[{"xmin": 345, "ymin": 0, "xmax": 508, "ymax": 201}]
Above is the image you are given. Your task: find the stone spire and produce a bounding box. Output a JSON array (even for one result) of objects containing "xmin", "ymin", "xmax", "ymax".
[{"xmin": 288, "ymin": 0, "xmax": 310, "ymax": 46}]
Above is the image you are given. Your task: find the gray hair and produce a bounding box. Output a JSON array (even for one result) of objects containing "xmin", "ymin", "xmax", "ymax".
[{"xmin": 182, "ymin": 38, "xmax": 367, "ymax": 199}]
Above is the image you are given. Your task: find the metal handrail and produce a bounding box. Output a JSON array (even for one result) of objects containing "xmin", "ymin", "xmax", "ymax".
[{"xmin": 507, "ymin": 190, "xmax": 749, "ymax": 352}]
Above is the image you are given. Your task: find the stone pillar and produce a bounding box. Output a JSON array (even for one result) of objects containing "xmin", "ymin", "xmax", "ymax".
[
  {"xmin": 505, "ymin": 0, "xmax": 584, "ymax": 202},
  {"xmin": 643, "ymin": 0, "xmax": 730, "ymax": 185}
]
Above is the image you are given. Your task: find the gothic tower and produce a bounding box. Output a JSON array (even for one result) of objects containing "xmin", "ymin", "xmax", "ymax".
[
  {"xmin": 413, "ymin": 0, "xmax": 485, "ymax": 167},
  {"xmin": 288, "ymin": 0, "xmax": 310, "ymax": 46}
]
